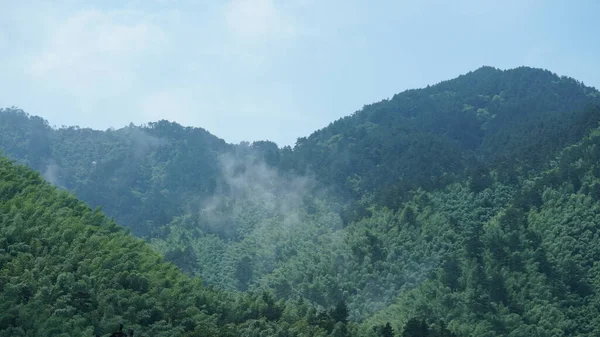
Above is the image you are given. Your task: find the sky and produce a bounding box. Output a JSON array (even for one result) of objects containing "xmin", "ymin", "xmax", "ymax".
[{"xmin": 0, "ymin": 0, "xmax": 599, "ymax": 146}]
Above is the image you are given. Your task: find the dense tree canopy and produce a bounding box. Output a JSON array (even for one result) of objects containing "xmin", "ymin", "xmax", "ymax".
[
  {"xmin": 0, "ymin": 156, "xmax": 355, "ymax": 336},
  {"xmin": 2, "ymin": 66, "xmax": 600, "ymax": 336}
]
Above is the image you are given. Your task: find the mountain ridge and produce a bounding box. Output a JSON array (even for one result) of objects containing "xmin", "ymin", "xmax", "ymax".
[
  {"xmin": 1, "ymin": 65, "xmax": 599, "ymax": 230},
  {"xmin": 2, "ymin": 65, "xmax": 600, "ymax": 336}
]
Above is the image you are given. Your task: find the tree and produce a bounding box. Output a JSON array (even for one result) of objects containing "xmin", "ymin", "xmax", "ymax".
[
  {"xmin": 331, "ymin": 300, "xmax": 349, "ymax": 324},
  {"xmin": 377, "ymin": 322, "xmax": 395, "ymax": 337},
  {"xmin": 235, "ymin": 256, "xmax": 253, "ymax": 291},
  {"xmin": 402, "ymin": 318, "xmax": 429, "ymax": 337}
]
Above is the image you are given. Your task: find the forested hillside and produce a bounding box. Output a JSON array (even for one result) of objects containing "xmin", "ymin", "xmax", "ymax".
[
  {"xmin": 1, "ymin": 67, "xmax": 598, "ymax": 233},
  {"xmin": 2, "ymin": 66, "xmax": 600, "ymax": 336},
  {"xmin": 0, "ymin": 156, "xmax": 365, "ymax": 336},
  {"xmin": 153, "ymin": 107, "xmax": 600, "ymax": 336},
  {"xmin": 364, "ymin": 125, "xmax": 600, "ymax": 336},
  {"xmin": 0, "ymin": 113, "xmax": 232, "ymax": 237},
  {"xmin": 291, "ymin": 66, "xmax": 600, "ymax": 211}
]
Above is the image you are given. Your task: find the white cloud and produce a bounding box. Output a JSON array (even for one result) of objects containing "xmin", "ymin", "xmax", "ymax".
[
  {"xmin": 0, "ymin": 31, "xmax": 6, "ymax": 51},
  {"xmin": 28, "ymin": 9, "xmax": 166, "ymax": 94},
  {"xmin": 140, "ymin": 90, "xmax": 196, "ymax": 124},
  {"xmin": 225, "ymin": 0, "xmax": 296, "ymax": 41}
]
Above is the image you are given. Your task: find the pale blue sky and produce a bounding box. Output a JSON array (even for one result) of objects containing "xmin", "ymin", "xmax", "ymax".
[{"xmin": 1, "ymin": 0, "xmax": 598, "ymax": 146}]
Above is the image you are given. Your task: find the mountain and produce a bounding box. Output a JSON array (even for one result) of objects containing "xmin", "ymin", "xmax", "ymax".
[
  {"xmin": 290, "ymin": 66, "xmax": 600, "ymax": 211},
  {"xmin": 0, "ymin": 156, "xmax": 351, "ymax": 336},
  {"xmin": 2, "ymin": 67, "xmax": 598, "ymax": 232},
  {"xmin": 0, "ymin": 114, "xmax": 232, "ymax": 237},
  {"xmin": 363, "ymin": 125, "xmax": 600, "ymax": 336},
  {"xmin": 2, "ymin": 66, "xmax": 600, "ymax": 336}
]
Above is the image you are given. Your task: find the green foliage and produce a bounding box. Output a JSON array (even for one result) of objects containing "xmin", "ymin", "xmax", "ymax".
[
  {"xmin": 363, "ymin": 126, "xmax": 600, "ymax": 336},
  {"xmin": 0, "ymin": 157, "xmax": 337, "ymax": 336},
  {"xmin": 0, "ymin": 114, "xmax": 231, "ymax": 237},
  {"xmin": 288, "ymin": 67, "xmax": 600, "ymax": 209},
  {"xmin": 2, "ymin": 67, "xmax": 598, "ymax": 236},
  {"xmin": 377, "ymin": 322, "xmax": 394, "ymax": 337},
  {"xmin": 2, "ymin": 67, "xmax": 600, "ymax": 336}
]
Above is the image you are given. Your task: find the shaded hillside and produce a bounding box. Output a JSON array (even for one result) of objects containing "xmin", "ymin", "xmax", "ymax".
[
  {"xmin": 1, "ymin": 67, "xmax": 598, "ymax": 234},
  {"xmin": 362, "ymin": 124, "xmax": 600, "ymax": 336},
  {"xmin": 201, "ymin": 116, "xmax": 600, "ymax": 335},
  {"xmin": 289, "ymin": 66, "xmax": 600, "ymax": 211},
  {"xmin": 0, "ymin": 156, "xmax": 356, "ymax": 337},
  {"xmin": 135, "ymin": 108, "xmax": 600, "ymax": 336},
  {"xmin": 0, "ymin": 111, "xmax": 232, "ymax": 236},
  {"xmin": 2, "ymin": 66, "xmax": 600, "ymax": 336}
]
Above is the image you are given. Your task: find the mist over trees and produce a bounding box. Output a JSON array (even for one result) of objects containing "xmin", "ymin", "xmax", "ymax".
[{"xmin": 1, "ymin": 66, "xmax": 600, "ymax": 336}]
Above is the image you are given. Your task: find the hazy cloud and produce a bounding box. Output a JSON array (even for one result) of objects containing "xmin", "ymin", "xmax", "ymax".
[
  {"xmin": 42, "ymin": 162, "xmax": 62, "ymax": 186},
  {"xmin": 125, "ymin": 127, "xmax": 167, "ymax": 158},
  {"xmin": 140, "ymin": 90, "xmax": 195, "ymax": 125},
  {"xmin": 199, "ymin": 151, "xmax": 317, "ymax": 237},
  {"xmin": 29, "ymin": 9, "xmax": 165, "ymax": 94},
  {"xmin": 225, "ymin": 0, "xmax": 296, "ymax": 42}
]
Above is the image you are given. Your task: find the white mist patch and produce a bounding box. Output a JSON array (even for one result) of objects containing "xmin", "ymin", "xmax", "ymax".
[
  {"xmin": 221, "ymin": 152, "xmax": 312, "ymax": 213},
  {"xmin": 196, "ymin": 152, "xmax": 327, "ymax": 240},
  {"xmin": 125, "ymin": 127, "xmax": 167, "ymax": 158},
  {"xmin": 163, "ymin": 150, "xmax": 345, "ymax": 291},
  {"xmin": 42, "ymin": 162, "xmax": 62, "ymax": 186}
]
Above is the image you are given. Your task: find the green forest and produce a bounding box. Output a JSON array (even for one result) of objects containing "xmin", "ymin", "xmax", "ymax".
[{"xmin": 2, "ymin": 66, "xmax": 600, "ymax": 336}]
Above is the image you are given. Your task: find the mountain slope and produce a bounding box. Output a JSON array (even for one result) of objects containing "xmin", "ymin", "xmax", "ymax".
[
  {"xmin": 0, "ymin": 112, "xmax": 233, "ymax": 236},
  {"xmin": 152, "ymin": 105, "xmax": 600, "ymax": 337},
  {"xmin": 1, "ymin": 67, "xmax": 598, "ymax": 233},
  {"xmin": 0, "ymin": 156, "xmax": 344, "ymax": 337},
  {"xmin": 362, "ymin": 124, "xmax": 600, "ymax": 336},
  {"xmin": 289, "ymin": 66, "xmax": 600, "ymax": 210},
  {"xmin": 2, "ymin": 66, "xmax": 600, "ymax": 336}
]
